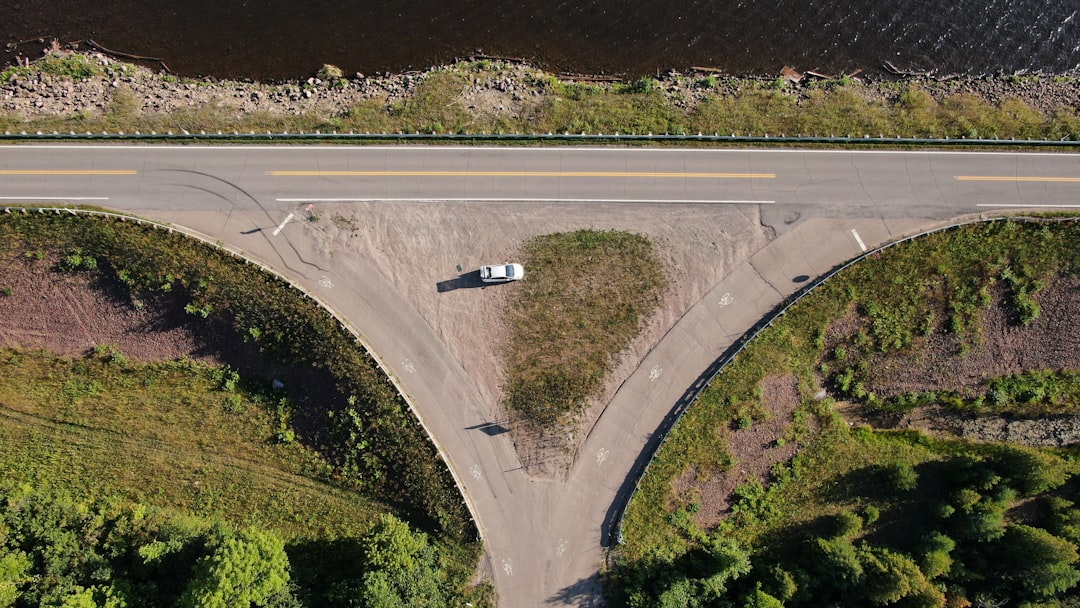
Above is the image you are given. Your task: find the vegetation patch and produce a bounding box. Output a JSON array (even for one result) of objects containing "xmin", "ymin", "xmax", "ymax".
[
  {"xmin": 3, "ymin": 53, "xmax": 1079, "ymax": 141},
  {"xmin": 503, "ymin": 229, "xmax": 666, "ymax": 423},
  {"xmin": 0, "ymin": 348, "xmax": 371, "ymax": 540},
  {"xmin": 0, "ymin": 485, "xmax": 467, "ymax": 607},
  {"xmin": 613, "ymin": 218, "xmax": 1080, "ymax": 608},
  {"xmin": 0, "ymin": 212, "xmax": 486, "ymax": 606}
]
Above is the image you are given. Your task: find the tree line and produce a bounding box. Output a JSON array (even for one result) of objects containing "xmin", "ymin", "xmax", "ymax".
[{"xmin": 0, "ymin": 487, "xmax": 464, "ymax": 607}]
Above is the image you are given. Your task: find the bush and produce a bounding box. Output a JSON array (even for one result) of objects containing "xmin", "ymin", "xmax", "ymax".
[
  {"xmin": 882, "ymin": 461, "xmax": 919, "ymax": 492},
  {"xmin": 317, "ymin": 64, "xmax": 344, "ymax": 80}
]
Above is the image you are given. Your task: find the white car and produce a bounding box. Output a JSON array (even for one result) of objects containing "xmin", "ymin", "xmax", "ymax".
[{"xmin": 479, "ymin": 263, "xmax": 525, "ymax": 283}]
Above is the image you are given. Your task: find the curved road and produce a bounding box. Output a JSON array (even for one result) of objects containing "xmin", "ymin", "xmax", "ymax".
[{"xmin": 2, "ymin": 145, "xmax": 1079, "ymax": 607}]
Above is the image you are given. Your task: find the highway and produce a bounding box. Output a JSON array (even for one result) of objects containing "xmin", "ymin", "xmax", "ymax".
[{"xmin": 2, "ymin": 145, "xmax": 1079, "ymax": 607}]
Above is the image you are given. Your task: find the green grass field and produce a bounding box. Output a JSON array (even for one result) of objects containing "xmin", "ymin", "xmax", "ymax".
[{"xmin": 0, "ymin": 348, "xmax": 375, "ymax": 541}]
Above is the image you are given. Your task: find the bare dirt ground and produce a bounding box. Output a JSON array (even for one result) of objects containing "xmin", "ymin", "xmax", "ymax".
[
  {"xmin": 0, "ymin": 252, "xmax": 225, "ymax": 363},
  {"xmin": 666, "ymin": 267, "xmax": 1080, "ymax": 534},
  {"xmin": 833, "ymin": 277, "xmax": 1080, "ymax": 446},
  {"xmin": 0, "ymin": 251, "xmax": 347, "ymax": 446},
  {"xmin": 299, "ymin": 201, "xmax": 774, "ymax": 477},
  {"xmin": 852, "ymin": 278, "xmax": 1080, "ymax": 400},
  {"xmin": 671, "ymin": 373, "xmax": 803, "ymax": 529}
]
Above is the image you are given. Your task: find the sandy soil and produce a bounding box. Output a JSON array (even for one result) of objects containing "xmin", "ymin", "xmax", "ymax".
[
  {"xmin": 0, "ymin": 202, "xmax": 773, "ymax": 479},
  {"xmin": 0, "ymin": 252, "xmax": 223, "ymax": 362},
  {"xmin": 300, "ymin": 200, "xmax": 774, "ymax": 476}
]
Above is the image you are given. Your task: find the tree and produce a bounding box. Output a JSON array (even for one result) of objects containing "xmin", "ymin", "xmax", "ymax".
[
  {"xmin": 744, "ymin": 585, "xmax": 785, "ymax": 608},
  {"xmin": 990, "ymin": 524, "xmax": 1080, "ymax": 601},
  {"xmin": 357, "ymin": 514, "xmax": 447, "ymax": 608},
  {"xmin": 179, "ymin": 527, "xmax": 291, "ymax": 608},
  {"xmin": 988, "ymin": 445, "xmax": 1069, "ymax": 496},
  {"xmin": 808, "ymin": 536, "xmax": 864, "ymax": 592},
  {"xmin": 0, "ymin": 550, "xmax": 31, "ymax": 608},
  {"xmin": 857, "ymin": 546, "xmax": 942, "ymax": 607},
  {"xmin": 696, "ymin": 535, "xmax": 751, "ymax": 598},
  {"xmin": 917, "ymin": 532, "xmax": 955, "ymax": 579}
]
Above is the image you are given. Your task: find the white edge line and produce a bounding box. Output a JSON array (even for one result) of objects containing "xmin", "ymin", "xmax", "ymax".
[
  {"xmin": 976, "ymin": 204, "xmax": 1080, "ymax": 208},
  {"xmin": 850, "ymin": 228, "xmax": 868, "ymax": 252},
  {"xmin": 275, "ymin": 197, "xmax": 774, "ymax": 204},
  {"xmin": 271, "ymin": 212, "xmax": 294, "ymax": 236},
  {"xmin": 10, "ymin": 144, "xmax": 1080, "ymax": 158},
  {"xmin": 8, "ymin": 144, "xmax": 1080, "ymax": 158},
  {"xmin": 0, "ymin": 196, "xmax": 110, "ymax": 200}
]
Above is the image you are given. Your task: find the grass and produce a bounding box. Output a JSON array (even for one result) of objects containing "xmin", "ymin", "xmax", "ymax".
[
  {"xmin": 0, "ymin": 350, "xmax": 377, "ymax": 541},
  {"xmin": 0, "ymin": 212, "xmax": 488, "ymax": 602},
  {"xmin": 3, "ymin": 53, "xmax": 1079, "ymax": 141},
  {"xmin": 1, "ymin": 52, "xmax": 101, "ymax": 82},
  {"xmin": 614, "ymin": 217, "xmax": 1080, "ymax": 604},
  {"xmin": 503, "ymin": 230, "xmax": 666, "ymax": 423},
  {"xmin": 0, "ymin": 212, "xmax": 474, "ymax": 541}
]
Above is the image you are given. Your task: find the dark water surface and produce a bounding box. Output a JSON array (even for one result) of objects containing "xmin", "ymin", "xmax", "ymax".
[{"xmin": 3, "ymin": 0, "xmax": 1078, "ymax": 80}]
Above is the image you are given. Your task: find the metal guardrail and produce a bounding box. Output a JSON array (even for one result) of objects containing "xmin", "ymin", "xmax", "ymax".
[
  {"xmin": 614, "ymin": 214, "xmax": 1080, "ymax": 545},
  {"xmin": 0, "ymin": 205, "xmax": 483, "ymax": 540},
  {"xmin": 1, "ymin": 130, "xmax": 1079, "ymax": 146}
]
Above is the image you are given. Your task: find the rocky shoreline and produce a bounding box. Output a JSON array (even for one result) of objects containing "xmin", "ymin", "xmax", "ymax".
[{"xmin": 2, "ymin": 51, "xmax": 1078, "ymax": 134}]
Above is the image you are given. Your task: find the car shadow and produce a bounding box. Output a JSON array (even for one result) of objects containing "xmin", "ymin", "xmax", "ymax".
[
  {"xmin": 464, "ymin": 420, "xmax": 511, "ymax": 436},
  {"xmin": 436, "ymin": 270, "xmax": 486, "ymax": 292}
]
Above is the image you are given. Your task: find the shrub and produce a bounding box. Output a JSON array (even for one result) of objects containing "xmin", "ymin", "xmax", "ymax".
[
  {"xmin": 317, "ymin": 64, "xmax": 344, "ymax": 80},
  {"xmin": 882, "ymin": 461, "xmax": 919, "ymax": 492}
]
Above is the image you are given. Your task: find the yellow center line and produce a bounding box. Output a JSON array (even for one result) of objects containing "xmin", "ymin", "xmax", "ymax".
[
  {"xmin": 0, "ymin": 170, "xmax": 137, "ymax": 175},
  {"xmin": 268, "ymin": 170, "xmax": 774, "ymax": 179},
  {"xmin": 955, "ymin": 176, "xmax": 1080, "ymax": 183}
]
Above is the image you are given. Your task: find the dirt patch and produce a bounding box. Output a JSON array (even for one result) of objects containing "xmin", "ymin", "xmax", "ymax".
[
  {"xmin": 0, "ymin": 253, "xmax": 228, "ymax": 363},
  {"xmin": 0, "ymin": 251, "xmax": 347, "ymax": 446},
  {"xmin": 840, "ymin": 402, "xmax": 1080, "ymax": 449},
  {"xmin": 830, "ymin": 276, "xmax": 1080, "ymax": 446},
  {"xmin": 1, "ymin": 202, "xmax": 773, "ymax": 480},
  {"xmin": 307, "ymin": 201, "xmax": 772, "ymax": 478},
  {"xmin": 859, "ymin": 278, "xmax": 1080, "ymax": 400},
  {"xmin": 672, "ymin": 374, "xmax": 802, "ymax": 530}
]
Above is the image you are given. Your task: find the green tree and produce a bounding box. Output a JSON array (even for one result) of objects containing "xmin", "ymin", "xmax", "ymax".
[
  {"xmin": 696, "ymin": 535, "xmax": 751, "ymax": 598},
  {"xmin": 917, "ymin": 532, "xmax": 955, "ymax": 579},
  {"xmin": 655, "ymin": 577, "xmax": 697, "ymax": 608},
  {"xmin": 1046, "ymin": 497, "xmax": 1080, "ymax": 546},
  {"xmin": 990, "ymin": 524, "xmax": 1080, "ymax": 601},
  {"xmin": 857, "ymin": 546, "xmax": 942, "ymax": 607},
  {"xmin": 179, "ymin": 527, "xmax": 291, "ymax": 608},
  {"xmin": 744, "ymin": 585, "xmax": 785, "ymax": 608},
  {"xmin": 0, "ymin": 550, "xmax": 31, "ymax": 607},
  {"xmin": 808, "ymin": 536, "xmax": 863, "ymax": 592},
  {"xmin": 988, "ymin": 445, "xmax": 1069, "ymax": 496},
  {"xmin": 357, "ymin": 515, "xmax": 447, "ymax": 608}
]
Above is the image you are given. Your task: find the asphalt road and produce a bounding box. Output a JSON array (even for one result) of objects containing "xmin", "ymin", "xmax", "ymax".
[{"xmin": 2, "ymin": 145, "xmax": 1078, "ymax": 607}]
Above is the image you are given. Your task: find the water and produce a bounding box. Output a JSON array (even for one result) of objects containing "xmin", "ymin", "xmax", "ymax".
[{"xmin": 3, "ymin": 0, "xmax": 1078, "ymax": 80}]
